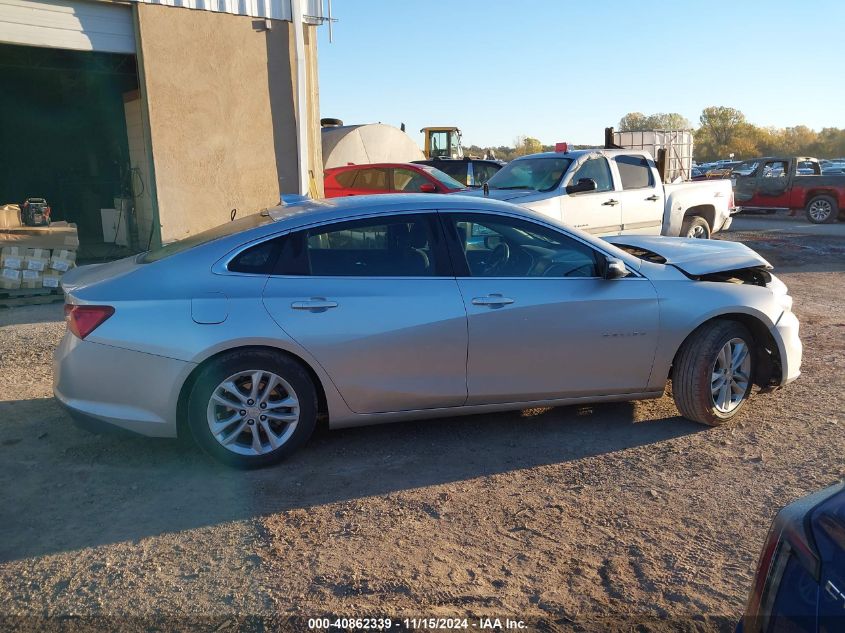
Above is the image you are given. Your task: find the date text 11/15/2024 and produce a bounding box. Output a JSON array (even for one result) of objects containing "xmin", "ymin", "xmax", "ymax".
[{"xmin": 307, "ymin": 617, "xmax": 528, "ymax": 630}]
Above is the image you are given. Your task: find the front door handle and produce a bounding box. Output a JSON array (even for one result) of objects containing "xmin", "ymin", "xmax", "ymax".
[
  {"xmin": 291, "ymin": 298, "xmax": 338, "ymax": 311},
  {"xmin": 472, "ymin": 294, "xmax": 514, "ymax": 307},
  {"xmin": 645, "ymin": 194, "xmax": 660, "ymax": 201},
  {"xmin": 602, "ymin": 199, "xmax": 620, "ymax": 206}
]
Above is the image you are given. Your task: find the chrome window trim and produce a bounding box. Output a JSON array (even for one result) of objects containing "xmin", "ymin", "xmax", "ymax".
[{"xmin": 212, "ymin": 206, "xmax": 647, "ymax": 281}]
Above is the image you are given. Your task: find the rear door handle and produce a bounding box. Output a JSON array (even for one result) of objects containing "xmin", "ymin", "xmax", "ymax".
[
  {"xmin": 602, "ymin": 199, "xmax": 619, "ymax": 206},
  {"xmin": 472, "ymin": 294, "xmax": 514, "ymax": 307},
  {"xmin": 291, "ymin": 298, "xmax": 338, "ymax": 311},
  {"xmin": 646, "ymin": 194, "xmax": 660, "ymax": 201}
]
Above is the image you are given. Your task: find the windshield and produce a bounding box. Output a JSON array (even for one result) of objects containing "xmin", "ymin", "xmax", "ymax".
[
  {"xmin": 486, "ymin": 157, "xmax": 573, "ymax": 192},
  {"xmin": 140, "ymin": 211, "xmax": 273, "ymax": 263},
  {"xmin": 419, "ymin": 165, "xmax": 466, "ymax": 190}
]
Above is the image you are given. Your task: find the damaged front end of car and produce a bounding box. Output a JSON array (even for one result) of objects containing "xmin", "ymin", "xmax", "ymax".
[{"xmin": 605, "ymin": 235, "xmax": 798, "ymax": 391}]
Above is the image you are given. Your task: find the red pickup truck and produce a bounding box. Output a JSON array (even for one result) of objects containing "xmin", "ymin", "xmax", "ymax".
[{"xmin": 732, "ymin": 156, "xmax": 845, "ymax": 223}]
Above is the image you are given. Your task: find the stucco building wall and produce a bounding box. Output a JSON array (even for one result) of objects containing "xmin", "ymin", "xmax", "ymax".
[{"xmin": 134, "ymin": 4, "xmax": 322, "ymax": 244}]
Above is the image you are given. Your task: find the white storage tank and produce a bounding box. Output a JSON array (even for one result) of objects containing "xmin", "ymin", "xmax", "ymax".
[
  {"xmin": 322, "ymin": 122, "xmax": 424, "ymax": 169},
  {"xmin": 614, "ymin": 129, "xmax": 694, "ymax": 182}
]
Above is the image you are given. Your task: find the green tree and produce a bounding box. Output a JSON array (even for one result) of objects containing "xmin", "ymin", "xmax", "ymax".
[
  {"xmin": 619, "ymin": 112, "xmax": 691, "ymax": 131},
  {"xmin": 513, "ymin": 136, "xmax": 543, "ymax": 156}
]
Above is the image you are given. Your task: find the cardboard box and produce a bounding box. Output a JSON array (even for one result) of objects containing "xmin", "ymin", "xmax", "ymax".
[
  {"xmin": 50, "ymin": 254, "xmax": 75, "ymax": 272},
  {"xmin": 1, "ymin": 245, "xmax": 23, "ymax": 257},
  {"xmin": 51, "ymin": 249, "xmax": 77, "ymax": 262},
  {"xmin": 1, "ymin": 256, "xmax": 22, "ymax": 269},
  {"xmin": 23, "ymin": 256, "xmax": 48, "ymax": 272},
  {"xmin": 0, "ymin": 224, "xmax": 80, "ymax": 250},
  {"xmin": 26, "ymin": 248, "xmax": 51, "ymax": 259},
  {"xmin": 0, "ymin": 205, "xmax": 21, "ymax": 230},
  {"xmin": 42, "ymin": 271, "xmax": 62, "ymax": 289},
  {"xmin": 0, "ymin": 268, "xmax": 21, "ymax": 290},
  {"xmin": 20, "ymin": 269, "xmax": 42, "ymax": 289}
]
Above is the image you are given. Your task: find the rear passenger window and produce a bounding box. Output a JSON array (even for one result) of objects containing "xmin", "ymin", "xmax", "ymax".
[
  {"xmin": 228, "ymin": 238, "xmax": 282, "ymax": 274},
  {"xmin": 615, "ymin": 155, "xmax": 654, "ymax": 189},
  {"xmin": 292, "ymin": 215, "xmax": 439, "ymax": 277},
  {"xmin": 352, "ymin": 168, "xmax": 388, "ymax": 191},
  {"xmin": 333, "ymin": 170, "xmax": 357, "ymax": 187}
]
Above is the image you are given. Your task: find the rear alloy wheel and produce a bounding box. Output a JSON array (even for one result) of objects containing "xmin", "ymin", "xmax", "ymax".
[
  {"xmin": 672, "ymin": 320, "xmax": 754, "ymax": 426},
  {"xmin": 187, "ymin": 350, "xmax": 317, "ymax": 468},
  {"xmin": 805, "ymin": 195, "xmax": 838, "ymax": 224},
  {"xmin": 681, "ymin": 215, "xmax": 711, "ymax": 239}
]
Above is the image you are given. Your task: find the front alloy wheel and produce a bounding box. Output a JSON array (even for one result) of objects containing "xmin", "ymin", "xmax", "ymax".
[
  {"xmin": 672, "ymin": 320, "xmax": 754, "ymax": 426},
  {"xmin": 710, "ymin": 338, "xmax": 751, "ymax": 414}
]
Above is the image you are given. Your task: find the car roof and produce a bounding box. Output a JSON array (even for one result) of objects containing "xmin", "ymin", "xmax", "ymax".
[
  {"xmin": 325, "ymin": 162, "xmax": 427, "ymax": 171},
  {"xmin": 267, "ymin": 194, "xmax": 524, "ymax": 226},
  {"xmin": 509, "ymin": 148, "xmax": 648, "ymax": 161}
]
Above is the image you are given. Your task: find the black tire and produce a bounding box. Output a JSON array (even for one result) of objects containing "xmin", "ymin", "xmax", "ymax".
[
  {"xmin": 672, "ymin": 320, "xmax": 754, "ymax": 426},
  {"xmin": 681, "ymin": 215, "xmax": 711, "ymax": 239},
  {"xmin": 187, "ymin": 349, "xmax": 318, "ymax": 469},
  {"xmin": 805, "ymin": 195, "xmax": 838, "ymax": 224},
  {"xmin": 320, "ymin": 117, "xmax": 343, "ymax": 127}
]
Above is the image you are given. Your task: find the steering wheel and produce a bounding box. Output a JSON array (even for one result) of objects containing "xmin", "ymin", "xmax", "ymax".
[{"xmin": 484, "ymin": 242, "xmax": 510, "ymax": 275}]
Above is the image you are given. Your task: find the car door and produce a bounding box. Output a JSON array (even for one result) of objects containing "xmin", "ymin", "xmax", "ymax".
[
  {"xmin": 261, "ymin": 212, "xmax": 468, "ymax": 414},
  {"xmin": 442, "ymin": 212, "xmax": 660, "ymax": 405},
  {"xmin": 754, "ymin": 159, "xmax": 791, "ymax": 208},
  {"xmin": 611, "ymin": 154, "xmax": 664, "ymax": 235},
  {"xmin": 559, "ymin": 155, "xmax": 622, "ymax": 235},
  {"xmin": 732, "ymin": 160, "xmax": 761, "ymax": 203}
]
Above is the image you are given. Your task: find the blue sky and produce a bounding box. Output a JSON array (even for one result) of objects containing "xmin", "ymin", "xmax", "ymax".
[{"xmin": 316, "ymin": 0, "xmax": 845, "ymax": 148}]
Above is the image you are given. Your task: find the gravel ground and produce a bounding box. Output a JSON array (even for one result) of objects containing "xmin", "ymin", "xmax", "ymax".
[{"xmin": 0, "ymin": 218, "xmax": 843, "ymax": 632}]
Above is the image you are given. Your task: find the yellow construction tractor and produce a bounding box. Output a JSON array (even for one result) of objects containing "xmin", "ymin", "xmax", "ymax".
[{"xmin": 421, "ymin": 126, "xmax": 463, "ymax": 159}]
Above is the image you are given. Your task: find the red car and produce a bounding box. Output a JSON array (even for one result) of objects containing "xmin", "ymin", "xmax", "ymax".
[{"xmin": 324, "ymin": 163, "xmax": 466, "ymax": 197}]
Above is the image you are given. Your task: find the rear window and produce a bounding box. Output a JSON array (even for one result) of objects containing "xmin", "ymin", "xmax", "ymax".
[{"xmin": 140, "ymin": 212, "xmax": 272, "ymax": 263}]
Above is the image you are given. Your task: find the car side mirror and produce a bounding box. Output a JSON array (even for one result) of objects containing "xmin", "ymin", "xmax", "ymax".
[
  {"xmin": 419, "ymin": 183, "xmax": 437, "ymax": 193},
  {"xmin": 603, "ymin": 257, "xmax": 628, "ymax": 280},
  {"xmin": 565, "ymin": 178, "xmax": 598, "ymax": 195}
]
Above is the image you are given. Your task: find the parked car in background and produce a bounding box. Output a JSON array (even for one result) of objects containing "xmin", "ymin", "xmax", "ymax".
[
  {"xmin": 738, "ymin": 481, "xmax": 845, "ymax": 633},
  {"xmin": 457, "ymin": 148, "xmax": 735, "ymax": 238},
  {"xmin": 55, "ymin": 195, "xmax": 801, "ymax": 468},
  {"xmin": 733, "ymin": 156, "xmax": 845, "ymax": 223},
  {"xmin": 324, "ymin": 163, "xmax": 465, "ymax": 197},
  {"xmin": 413, "ymin": 157, "xmax": 504, "ymax": 188}
]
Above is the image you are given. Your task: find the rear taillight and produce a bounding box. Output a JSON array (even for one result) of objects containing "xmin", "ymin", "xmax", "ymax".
[{"xmin": 64, "ymin": 304, "xmax": 114, "ymax": 339}]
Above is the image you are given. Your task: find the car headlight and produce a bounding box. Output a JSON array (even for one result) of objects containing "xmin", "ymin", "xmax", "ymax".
[{"xmin": 767, "ymin": 273, "xmax": 793, "ymax": 312}]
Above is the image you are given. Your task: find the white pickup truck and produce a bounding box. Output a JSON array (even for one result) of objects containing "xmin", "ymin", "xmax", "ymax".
[{"xmin": 458, "ymin": 148, "xmax": 735, "ymax": 238}]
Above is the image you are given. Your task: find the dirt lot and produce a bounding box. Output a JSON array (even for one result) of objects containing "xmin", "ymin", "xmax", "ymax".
[{"xmin": 1, "ymin": 215, "xmax": 843, "ymax": 632}]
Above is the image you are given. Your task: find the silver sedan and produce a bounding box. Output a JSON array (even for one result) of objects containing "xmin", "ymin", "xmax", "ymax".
[{"xmin": 54, "ymin": 195, "xmax": 802, "ymax": 468}]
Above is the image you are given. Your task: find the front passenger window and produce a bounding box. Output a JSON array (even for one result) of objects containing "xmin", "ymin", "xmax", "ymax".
[
  {"xmin": 568, "ymin": 157, "xmax": 613, "ymax": 192},
  {"xmin": 450, "ymin": 214, "xmax": 600, "ymax": 278}
]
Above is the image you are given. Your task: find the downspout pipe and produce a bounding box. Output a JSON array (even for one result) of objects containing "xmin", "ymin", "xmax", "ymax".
[{"xmin": 291, "ymin": 0, "xmax": 309, "ymax": 196}]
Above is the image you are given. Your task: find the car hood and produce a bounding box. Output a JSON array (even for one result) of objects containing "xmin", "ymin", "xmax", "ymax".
[
  {"xmin": 604, "ymin": 235, "xmax": 772, "ymax": 275},
  {"xmin": 452, "ymin": 188, "xmax": 542, "ymax": 202}
]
